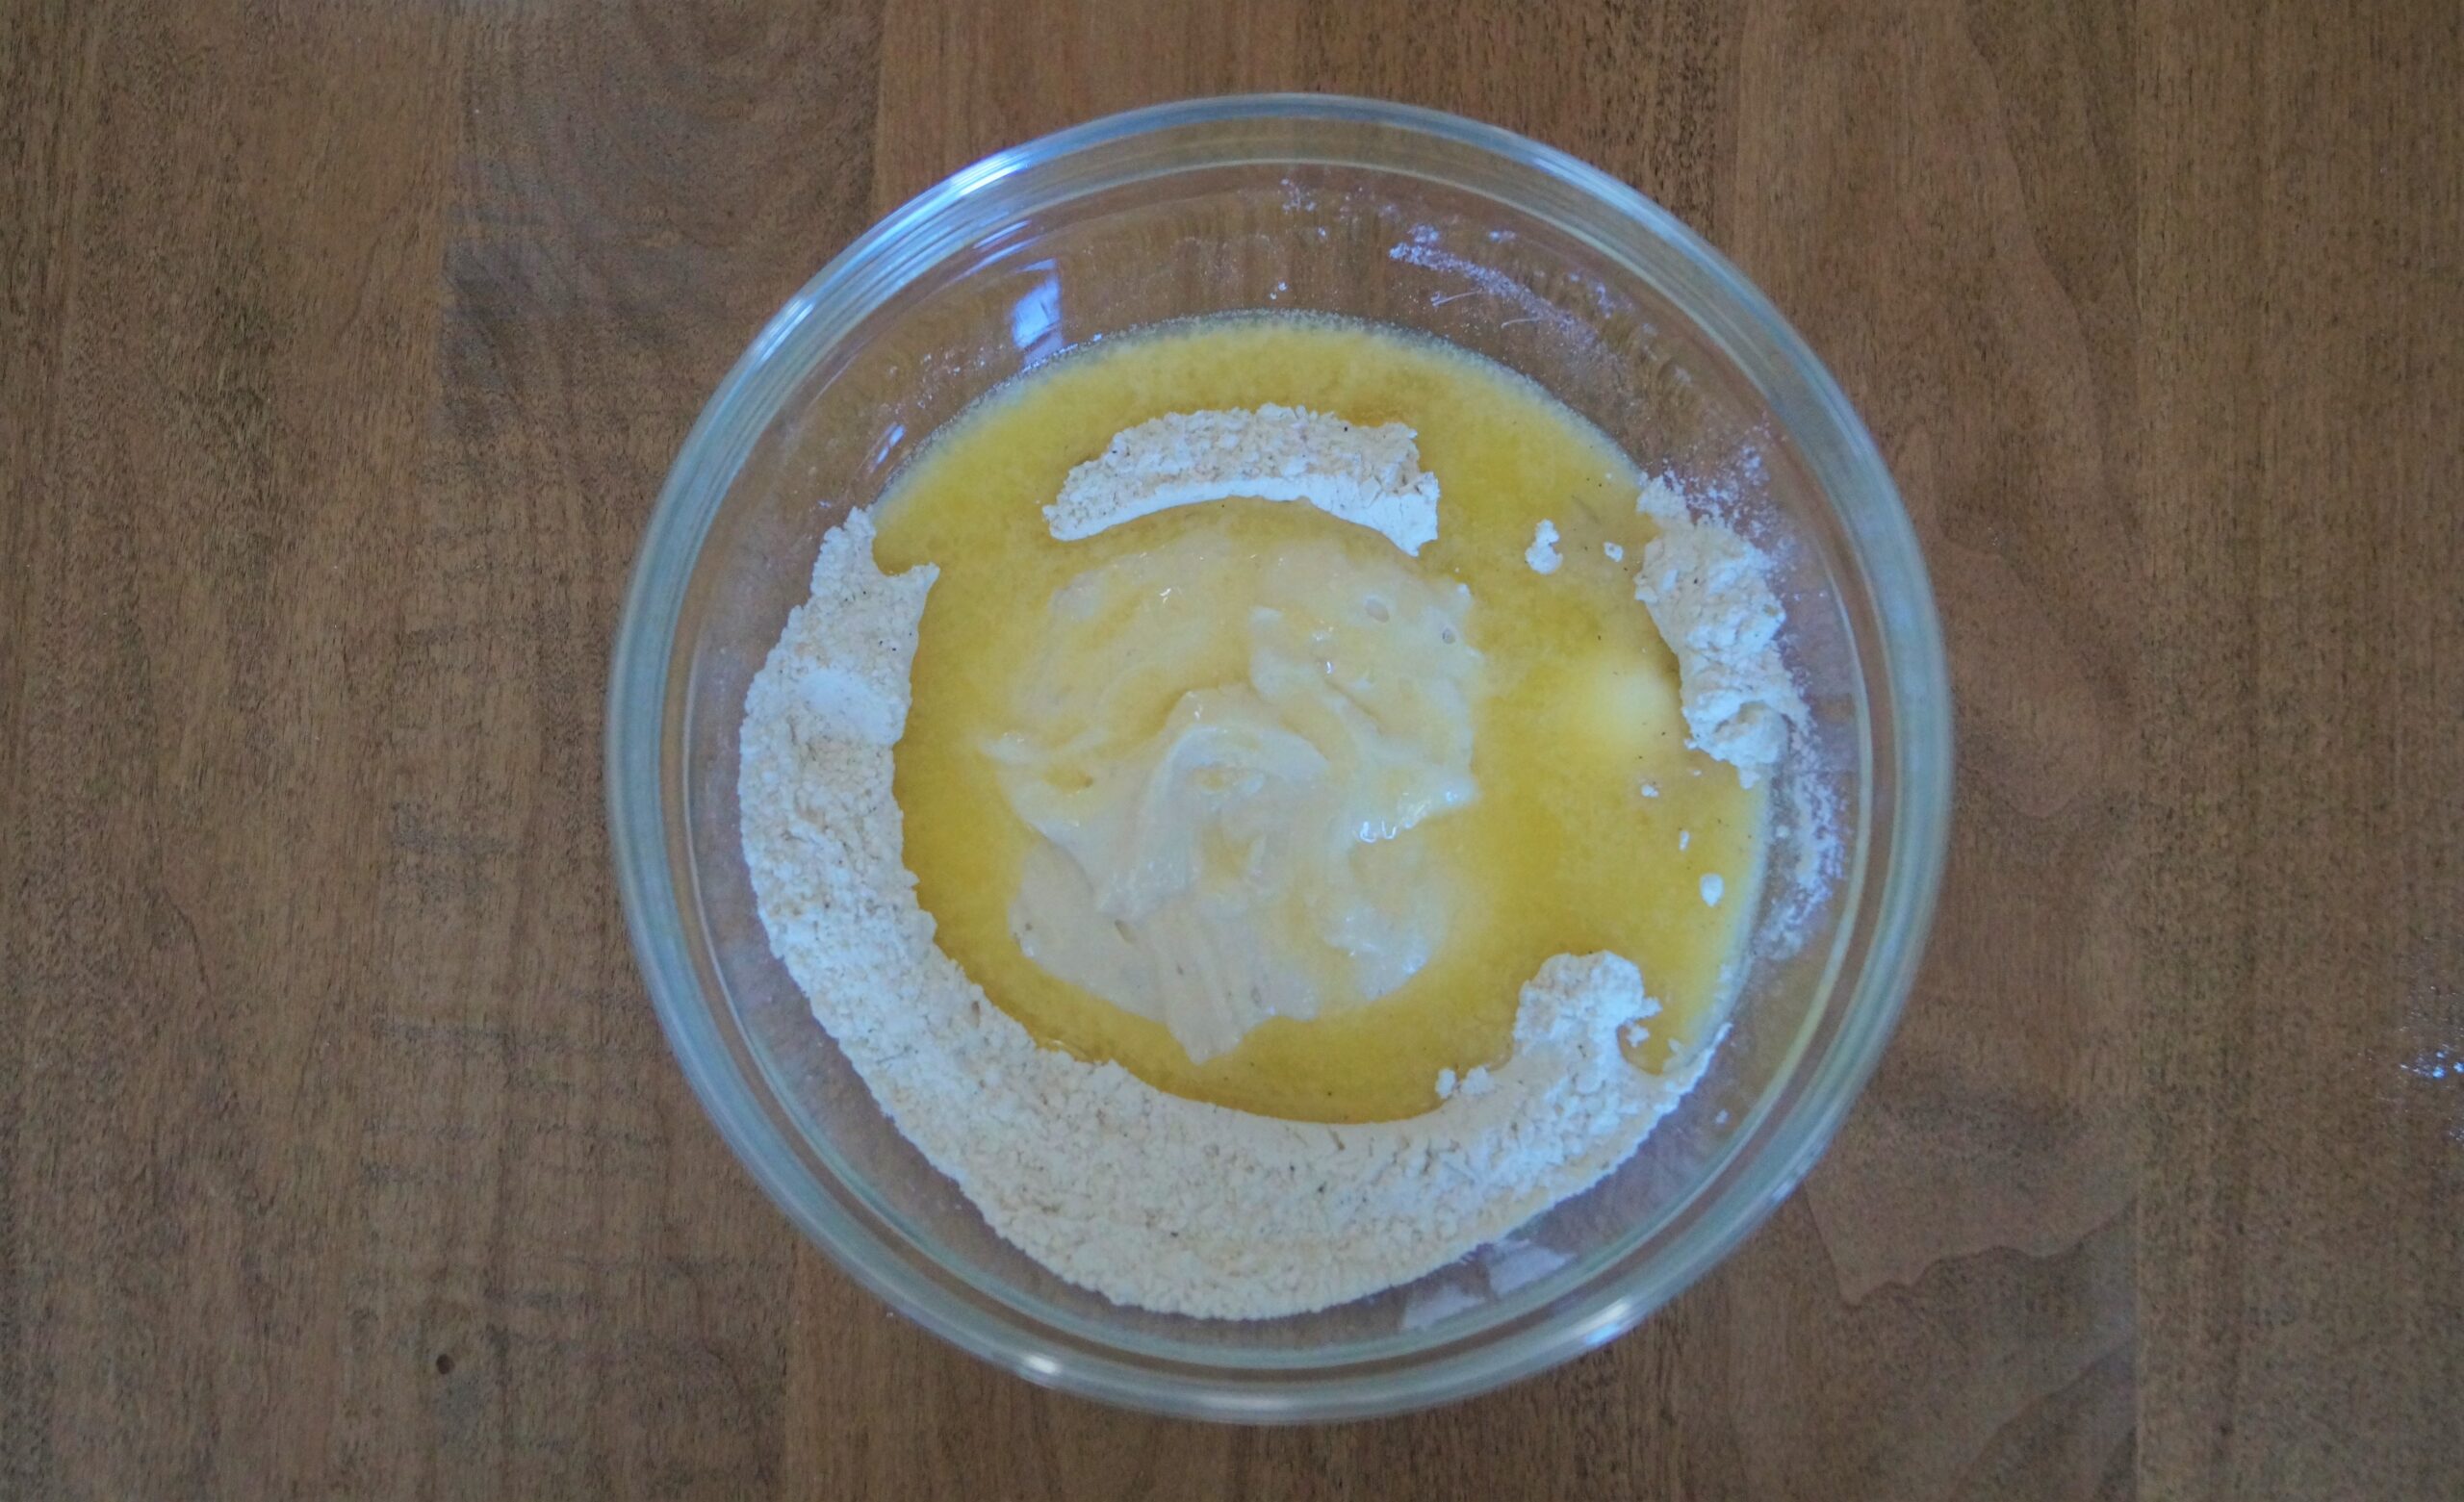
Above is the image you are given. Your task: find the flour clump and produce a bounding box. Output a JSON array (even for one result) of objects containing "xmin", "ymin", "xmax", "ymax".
[
  {"xmin": 1526, "ymin": 519, "xmax": 1562, "ymax": 573},
  {"xmin": 1046, "ymin": 404, "xmax": 1441, "ymax": 554},
  {"xmin": 1632, "ymin": 476, "xmax": 1807, "ymax": 788}
]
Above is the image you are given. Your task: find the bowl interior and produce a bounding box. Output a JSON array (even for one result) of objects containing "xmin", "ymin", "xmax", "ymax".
[{"xmin": 619, "ymin": 99, "xmax": 1941, "ymax": 1418}]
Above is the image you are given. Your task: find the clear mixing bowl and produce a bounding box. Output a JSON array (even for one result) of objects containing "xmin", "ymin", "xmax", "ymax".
[{"xmin": 608, "ymin": 95, "xmax": 1950, "ymax": 1421}]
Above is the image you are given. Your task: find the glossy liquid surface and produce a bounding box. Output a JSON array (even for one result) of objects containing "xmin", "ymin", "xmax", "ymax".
[{"xmin": 873, "ymin": 318, "xmax": 1763, "ymax": 1122}]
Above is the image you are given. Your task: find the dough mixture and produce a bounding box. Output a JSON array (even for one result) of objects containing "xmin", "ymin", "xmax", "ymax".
[{"xmin": 740, "ymin": 316, "xmax": 1805, "ymax": 1318}]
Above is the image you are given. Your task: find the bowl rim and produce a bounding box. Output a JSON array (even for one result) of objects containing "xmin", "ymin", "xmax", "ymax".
[{"xmin": 607, "ymin": 91, "xmax": 1952, "ymax": 1421}]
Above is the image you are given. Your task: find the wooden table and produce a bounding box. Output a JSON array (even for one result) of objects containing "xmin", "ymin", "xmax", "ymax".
[{"xmin": 6, "ymin": 1, "xmax": 2457, "ymax": 1496}]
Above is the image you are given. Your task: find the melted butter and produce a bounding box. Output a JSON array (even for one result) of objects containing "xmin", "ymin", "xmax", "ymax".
[
  {"xmin": 992, "ymin": 526, "xmax": 1482, "ymax": 1062},
  {"xmin": 874, "ymin": 317, "xmax": 1766, "ymax": 1123}
]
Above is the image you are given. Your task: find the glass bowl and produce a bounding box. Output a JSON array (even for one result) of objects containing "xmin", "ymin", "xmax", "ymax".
[{"xmin": 608, "ymin": 95, "xmax": 1950, "ymax": 1421}]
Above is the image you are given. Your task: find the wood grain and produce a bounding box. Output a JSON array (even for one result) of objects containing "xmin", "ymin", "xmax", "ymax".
[
  {"xmin": 1, "ymin": 0, "xmax": 2454, "ymax": 1496},
  {"xmin": 2137, "ymin": 2, "xmax": 2464, "ymax": 1494}
]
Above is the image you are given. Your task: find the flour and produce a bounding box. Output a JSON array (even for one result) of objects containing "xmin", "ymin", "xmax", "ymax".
[
  {"xmin": 1631, "ymin": 476, "xmax": 1807, "ymax": 788},
  {"xmin": 741, "ymin": 511, "xmax": 1712, "ymax": 1319},
  {"xmin": 1525, "ymin": 519, "xmax": 1562, "ymax": 574},
  {"xmin": 1045, "ymin": 405, "xmax": 1441, "ymax": 554}
]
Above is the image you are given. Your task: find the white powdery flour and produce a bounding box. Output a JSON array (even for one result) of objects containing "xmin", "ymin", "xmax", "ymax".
[
  {"xmin": 1632, "ymin": 476, "xmax": 1806, "ymax": 788},
  {"xmin": 1525, "ymin": 519, "xmax": 1563, "ymax": 574},
  {"xmin": 740, "ymin": 511, "xmax": 1710, "ymax": 1319},
  {"xmin": 1045, "ymin": 405, "xmax": 1441, "ymax": 554}
]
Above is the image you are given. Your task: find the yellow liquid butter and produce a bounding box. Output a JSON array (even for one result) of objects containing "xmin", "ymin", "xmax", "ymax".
[{"xmin": 872, "ymin": 317, "xmax": 1764, "ymax": 1123}]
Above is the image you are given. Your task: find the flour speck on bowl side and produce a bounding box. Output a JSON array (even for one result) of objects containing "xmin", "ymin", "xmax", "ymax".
[{"xmin": 739, "ymin": 316, "xmax": 1811, "ymax": 1319}]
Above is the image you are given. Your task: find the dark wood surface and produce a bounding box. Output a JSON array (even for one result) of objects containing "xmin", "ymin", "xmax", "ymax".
[{"xmin": 4, "ymin": 1, "xmax": 2456, "ymax": 1496}]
